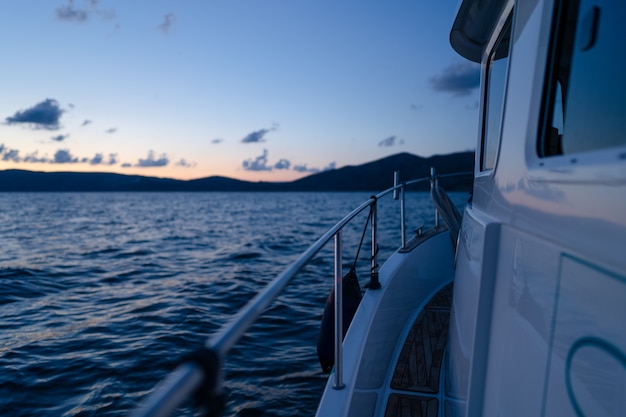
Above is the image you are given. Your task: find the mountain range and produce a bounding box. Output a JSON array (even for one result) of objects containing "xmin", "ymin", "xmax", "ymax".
[{"xmin": 0, "ymin": 151, "xmax": 474, "ymax": 192}]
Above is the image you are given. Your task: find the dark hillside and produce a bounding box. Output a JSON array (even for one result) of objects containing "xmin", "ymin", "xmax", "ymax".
[{"xmin": 0, "ymin": 151, "xmax": 473, "ymax": 192}]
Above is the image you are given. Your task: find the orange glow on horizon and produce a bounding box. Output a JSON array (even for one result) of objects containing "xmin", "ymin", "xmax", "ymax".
[{"xmin": 0, "ymin": 161, "xmax": 313, "ymax": 183}]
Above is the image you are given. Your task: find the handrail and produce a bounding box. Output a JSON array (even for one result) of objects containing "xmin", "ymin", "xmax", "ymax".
[{"xmin": 129, "ymin": 170, "xmax": 472, "ymax": 417}]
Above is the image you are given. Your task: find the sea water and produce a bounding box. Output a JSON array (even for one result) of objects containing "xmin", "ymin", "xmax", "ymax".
[{"xmin": 0, "ymin": 191, "xmax": 467, "ymax": 417}]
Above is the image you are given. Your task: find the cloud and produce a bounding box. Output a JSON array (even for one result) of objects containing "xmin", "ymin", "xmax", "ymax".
[
  {"xmin": 51, "ymin": 134, "xmax": 69, "ymax": 142},
  {"xmin": 89, "ymin": 153, "xmax": 117, "ymax": 165},
  {"xmin": 5, "ymin": 99, "xmax": 64, "ymax": 130},
  {"xmin": 81, "ymin": 119, "xmax": 92, "ymax": 126},
  {"xmin": 241, "ymin": 149, "xmax": 335, "ymax": 174},
  {"xmin": 293, "ymin": 161, "xmax": 336, "ymax": 174},
  {"xmin": 410, "ymin": 103, "xmax": 423, "ymax": 111},
  {"xmin": 323, "ymin": 162, "xmax": 337, "ymax": 171},
  {"xmin": 430, "ymin": 61, "xmax": 480, "ymax": 96},
  {"xmin": 211, "ymin": 138, "xmax": 224, "ymax": 144},
  {"xmin": 241, "ymin": 124, "xmax": 278, "ymax": 143},
  {"xmin": 56, "ymin": 0, "xmax": 88, "ymax": 22},
  {"xmin": 293, "ymin": 164, "xmax": 318, "ymax": 173},
  {"xmin": 175, "ymin": 159, "xmax": 196, "ymax": 168},
  {"xmin": 135, "ymin": 150, "xmax": 169, "ymax": 167},
  {"xmin": 0, "ymin": 144, "xmax": 121, "ymax": 165},
  {"xmin": 56, "ymin": 0, "xmax": 117, "ymax": 24},
  {"xmin": 157, "ymin": 13, "xmax": 176, "ymax": 34},
  {"xmin": 242, "ymin": 149, "xmax": 272, "ymax": 171},
  {"xmin": 1, "ymin": 147, "xmax": 21, "ymax": 162},
  {"xmin": 89, "ymin": 153, "xmax": 103, "ymax": 165},
  {"xmin": 274, "ymin": 159, "xmax": 291, "ymax": 170},
  {"xmin": 378, "ymin": 135, "xmax": 404, "ymax": 147},
  {"xmin": 23, "ymin": 151, "xmax": 49, "ymax": 163},
  {"xmin": 105, "ymin": 127, "xmax": 117, "ymax": 134},
  {"xmin": 53, "ymin": 149, "xmax": 79, "ymax": 163}
]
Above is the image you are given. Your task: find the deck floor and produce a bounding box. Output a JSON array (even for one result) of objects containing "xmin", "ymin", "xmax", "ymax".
[{"xmin": 385, "ymin": 284, "xmax": 452, "ymax": 417}]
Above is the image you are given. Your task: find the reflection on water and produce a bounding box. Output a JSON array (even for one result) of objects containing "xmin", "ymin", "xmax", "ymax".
[{"xmin": 0, "ymin": 191, "xmax": 467, "ymax": 417}]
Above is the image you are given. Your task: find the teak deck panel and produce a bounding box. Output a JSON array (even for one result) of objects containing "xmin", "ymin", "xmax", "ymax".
[
  {"xmin": 385, "ymin": 284, "xmax": 452, "ymax": 417},
  {"xmin": 384, "ymin": 394, "xmax": 438, "ymax": 417}
]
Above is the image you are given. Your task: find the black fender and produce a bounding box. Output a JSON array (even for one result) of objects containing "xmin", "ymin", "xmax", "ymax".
[{"xmin": 316, "ymin": 268, "xmax": 362, "ymax": 373}]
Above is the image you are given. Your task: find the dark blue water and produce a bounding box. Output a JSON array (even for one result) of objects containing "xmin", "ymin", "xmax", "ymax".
[{"xmin": 0, "ymin": 192, "xmax": 463, "ymax": 417}]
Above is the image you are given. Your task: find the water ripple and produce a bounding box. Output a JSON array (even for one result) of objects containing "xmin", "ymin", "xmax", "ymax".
[{"xmin": 0, "ymin": 191, "xmax": 468, "ymax": 417}]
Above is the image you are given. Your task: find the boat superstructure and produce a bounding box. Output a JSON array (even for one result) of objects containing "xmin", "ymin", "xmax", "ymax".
[
  {"xmin": 129, "ymin": 0, "xmax": 626, "ymax": 416},
  {"xmin": 446, "ymin": 0, "xmax": 626, "ymax": 415}
]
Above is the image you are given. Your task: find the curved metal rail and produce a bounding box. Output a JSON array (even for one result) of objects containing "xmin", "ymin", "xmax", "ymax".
[{"xmin": 129, "ymin": 169, "xmax": 472, "ymax": 417}]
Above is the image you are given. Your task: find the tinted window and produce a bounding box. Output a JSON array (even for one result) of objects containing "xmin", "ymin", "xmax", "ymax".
[
  {"xmin": 540, "ymin": 0, "xmax": 626, "ymax": 157},
  {"xmin": 481, "ymin": 16, "xmax": 512, "ymax": 171}
]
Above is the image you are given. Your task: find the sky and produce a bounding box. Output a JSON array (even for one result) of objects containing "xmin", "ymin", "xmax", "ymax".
[{"xmin": 0, "ymin": 0, "xmax": 480, "ymax": 182}]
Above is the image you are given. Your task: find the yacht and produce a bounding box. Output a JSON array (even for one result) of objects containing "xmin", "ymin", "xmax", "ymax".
[{"xmin": 131, "ymin": 0, "xmax": 626, "ymax": 415}]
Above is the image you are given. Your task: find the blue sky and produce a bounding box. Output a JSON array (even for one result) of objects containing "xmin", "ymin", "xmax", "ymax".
[{"xmin": 0, "ymin": 0, "xmax": 479, "ymax": 181}]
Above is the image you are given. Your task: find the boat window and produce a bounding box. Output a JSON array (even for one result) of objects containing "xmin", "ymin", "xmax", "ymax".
[
  {"xmin": 481, "ymin": 15, "xmax": 512, "ymax": 171},
  {"xmin": 540, "ymin": 0, "xmax": 626, "ymax": 157}
]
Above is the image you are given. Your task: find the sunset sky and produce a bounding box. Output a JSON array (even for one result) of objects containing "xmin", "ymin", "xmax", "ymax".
[{"xmin": 0, "ymin": 0, "xmax": 480, "ymax": 181}]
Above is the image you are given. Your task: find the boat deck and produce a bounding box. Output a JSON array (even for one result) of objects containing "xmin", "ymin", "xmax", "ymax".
[{"xmin": 384, "ymin": 284, "xmax": 452, "ymax": 417}]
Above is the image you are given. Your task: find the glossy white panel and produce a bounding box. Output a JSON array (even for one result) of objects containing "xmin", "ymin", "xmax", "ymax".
[
  {"xmin": 481, "ymin": 226, "xmax": 560, "ymax": 417},
  {"xmin": 447, "ymin": 207, "xmax": 500, "ymax": 414},
  {"xmin": 543, "ymin": 257, "xmax": 626, "ymax": 416}
]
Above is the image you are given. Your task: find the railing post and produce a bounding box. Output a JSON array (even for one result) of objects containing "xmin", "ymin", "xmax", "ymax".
[
  {"xmin": 394, "ymin": 171, "xmax": 406, "ymax": 249},
  {"xmin": 393, "ymin": 171, "xmax": 400, "ymax": 200},
  {"xmin": 430, "ymin": 167, "xmax": 439, "ymax": 226},
  {"xmin": 333, "ymin": 231, "xmax": 345, "ymax": 389},
  {"xmin": 367, "ymin": 200, "xmax": 381, "ymax": 290},
  {"xmin": 400, "ymin": 184, "xmax": 406, "ymax": 249}
]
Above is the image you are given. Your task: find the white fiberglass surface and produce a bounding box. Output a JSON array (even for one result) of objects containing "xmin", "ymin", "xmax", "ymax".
[{"xmin": 315, "ymin": 231, "xmax": 455, "ymax": 417}]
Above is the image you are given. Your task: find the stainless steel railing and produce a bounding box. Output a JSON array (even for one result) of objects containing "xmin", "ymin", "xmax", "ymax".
[{"xmin": 129, "ymin": 169, "xmax": 471, "ymax": 417}]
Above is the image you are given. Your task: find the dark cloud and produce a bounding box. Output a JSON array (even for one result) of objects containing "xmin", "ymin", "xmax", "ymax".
[
  {"xmin": 56, "ymin": 0, "xmax": 117, "ymax": 24},
  {"xmin": 0, "ymin": 144, "xmax": 120, "ymax": 165},
  {"xmin": 293, "ymin": 161, "xmax": 336, "ymax": 174},
  {"xmin": 56, "ymin": 0, "xmax": 88, "ymax": 22},
  {"xmin": 430, "ymin": 61, "xmax": 480, "ymax": 96},
  {"xmin": 241, "ymin": 129, "xmax": 270, "ymax": 144},
  {"xmin": 51, "ymin": 134, "xmax": 69, "ymax": 142},
  {"xmin": 1, "ymin": 146, "xmax": 21, "ymax": 162},
  {"xmin": 241, "ymin": 124, "xmax": 278, "ymax": 143},
  {"xmin": 175, "ymin": 159, "xmax": 196, "ymax": 168},
  {"xmin": 81, "ymin": 119, "xmax": 92, "ymax": 126},
  {"xmin": 23, "ymin": 151, "xmax": 49, "ymax": 163},
  {"xmin": 89, "ymin": 153, "xmax": 117, "ymax": 165},
  {"xmin": 293, "ymin": 164, "xmax": 318, "ymax": 173},
  {"xmin": 323, "ymin": 162, "xmax": 337, "ymax": 171},
  {"xmin": 241, "ymin": 149, "xmax": 334, "ymax": 174},
  {"xmin": 242, "ymin": 149, "xmax": 272, "ymax": 171},
  {"xmin": 105, "ymin": 127, "xmax": 117, "ymax": 134},
  {"xmin": 89, "ymin": 153, "xmax": 104, "ymax": 165},
  {"xmin": 211, "ymin": 138, "xmax": 224, "ymax": 144},
  {"xmin": 121, "ymin": 162, "xmax": 132, "ymax": 168},
  {"xmin": 5, "ymin": 99, "xmax": 64, "ymax": 130},
  {"xmin": 157, "ymin": 13, "xmax": 176, "ymax": 34},
  {"xmin": 274, "ymin": 159, "xmax": 290, "ymax": 170},
  {"xmin": 378, "ymin": 135, "xmax": 404, "ymax": 147},
  {"xmin": 54, "ymin": 149, "xmax": 79, "ymax": 163},
  {"xmin": 136, "ymin": 151, "xmax": 169, "ymax": 167},
  {"xmin": 242, "ymin": 129, "xmax": 269, "ymax": 143}
]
